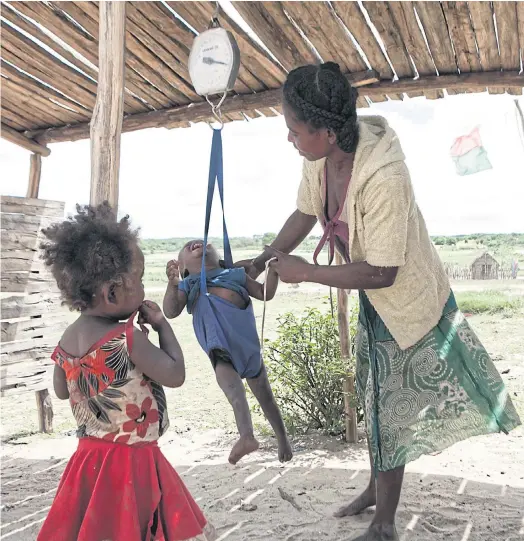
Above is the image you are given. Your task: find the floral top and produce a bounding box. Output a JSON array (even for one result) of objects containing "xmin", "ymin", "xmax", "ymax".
[{"xmin": 52, "ymin": 314, "xmax": 169, "ymax": 445}]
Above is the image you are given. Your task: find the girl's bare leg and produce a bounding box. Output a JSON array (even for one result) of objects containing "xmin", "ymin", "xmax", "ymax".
[
  {"xmin": 214, "ymin": 360, "xmax": 259, "ymax": 464},
  {"xmin": 334, "ymin": 436, "xmax": 376, "ymax": 517},
  {"xmin": 246, "ymin": 365, "xmax": 293, "ymax": 462}
]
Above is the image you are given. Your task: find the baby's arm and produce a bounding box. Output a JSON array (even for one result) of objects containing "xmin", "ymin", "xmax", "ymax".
[
  {"xmin": 163, "ymin": 259, "xmax": 187, "ymax": 318},
  {"xmin": 130, "ymin": 301, "xmax": 185, "ymax": 388},
  {"xmin": 53, "ymin": 364, "xmax": 69, "ymax": 400},
  {"xmin": 245, "ymin": 267, "xmax": 279, "ymax": 301}
]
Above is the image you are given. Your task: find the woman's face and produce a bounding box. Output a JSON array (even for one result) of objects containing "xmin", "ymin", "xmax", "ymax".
[{"xmin": 283, "ymin": 100, "xmax": 332, "ymax": 161}]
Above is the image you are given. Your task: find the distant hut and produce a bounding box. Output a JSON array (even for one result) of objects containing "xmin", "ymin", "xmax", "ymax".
[{"xmin": 470, "ymin": 253, "xmax": 500, "ymax": 280}]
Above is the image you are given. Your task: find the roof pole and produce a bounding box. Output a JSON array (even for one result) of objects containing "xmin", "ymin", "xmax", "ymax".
[{"xmin": 89, "ymin": 1, "xmax": 126, "ymax": 214}]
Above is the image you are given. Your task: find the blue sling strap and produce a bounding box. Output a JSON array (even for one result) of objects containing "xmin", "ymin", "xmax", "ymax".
[{"xmin": 193, "ymin": 128, "xmax": 262, "ymax": 379}]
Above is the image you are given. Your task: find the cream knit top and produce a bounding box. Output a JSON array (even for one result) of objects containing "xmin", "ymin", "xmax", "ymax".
[{"xmin": 297, "ymin": 116, "xmax": 450, "ymax": 350}]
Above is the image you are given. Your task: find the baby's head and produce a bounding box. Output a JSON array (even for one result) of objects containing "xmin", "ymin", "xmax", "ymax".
[
  {"xmin": 40, "ymin": 202, "xmax": 144, "ymax": 319},
  {"xmin": 178, "ymin": 239, "xmax": 222, "ymax": 277}
]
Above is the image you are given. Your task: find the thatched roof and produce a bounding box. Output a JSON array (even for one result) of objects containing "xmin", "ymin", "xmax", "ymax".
[{"xmin": 1, "ymin": 1, "xmax": 523, "ymax": 150}]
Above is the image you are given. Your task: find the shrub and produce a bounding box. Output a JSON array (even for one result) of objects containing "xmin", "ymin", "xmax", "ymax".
[
  {"xmin": 456, "ymin": 290, "xmax": 523, "ymax": 315},
  {"xmin": 259, "ymin": 303, "xmax": 360, "ymax": 437}
]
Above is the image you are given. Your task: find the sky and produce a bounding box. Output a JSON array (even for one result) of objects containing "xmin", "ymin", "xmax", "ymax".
[{"xmin": 1, "ymin": 93, "xmax": 523, "ymax": 239}]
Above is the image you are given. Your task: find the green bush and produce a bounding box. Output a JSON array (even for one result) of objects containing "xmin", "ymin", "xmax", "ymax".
[
  {"xmin": 260, "ymin": 303, "xmax": 360, "ymax": 437},
  {"xmin": 456, "ymin": 290, "xmax": 523, "ymax": 315}
]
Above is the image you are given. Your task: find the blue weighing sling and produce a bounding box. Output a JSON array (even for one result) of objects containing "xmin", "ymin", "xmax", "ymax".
[{"xmin": 183, "ymin": 129, "xmax": 262, "ymax": 379}]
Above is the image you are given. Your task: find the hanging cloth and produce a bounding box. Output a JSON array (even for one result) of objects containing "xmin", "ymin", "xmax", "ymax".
[{"xmin": 191, "ymin": 129, "xmax": 262, "ymax": 379}]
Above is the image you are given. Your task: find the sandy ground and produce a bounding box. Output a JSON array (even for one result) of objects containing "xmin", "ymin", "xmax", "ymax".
[{"xmin": 1, "ymin": 282, "xmax": 523, "ymax": 540}]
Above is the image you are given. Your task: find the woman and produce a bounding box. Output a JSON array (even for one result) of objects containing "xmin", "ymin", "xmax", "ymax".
[{"xmin": 238, "ymin": 62, "xmax": 521, "ymax": 541}]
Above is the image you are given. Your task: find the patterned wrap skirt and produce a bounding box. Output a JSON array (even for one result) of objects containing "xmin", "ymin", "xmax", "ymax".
[
  {"xmin": 355, "ymin": 290, "xmax": 521, "ymax": 473},
  {"xmin": 37, "ymin": 438, "xmax": 216, "ymax": 541}
]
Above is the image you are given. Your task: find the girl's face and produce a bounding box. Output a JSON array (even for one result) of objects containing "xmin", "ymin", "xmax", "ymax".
[
  {"xmin": 283, "ymin": 100, "xmax": 333, "ymax": 161},
  {"xmin": 101, "ymin": 243, "xmax": 145, "ymax": 319}
]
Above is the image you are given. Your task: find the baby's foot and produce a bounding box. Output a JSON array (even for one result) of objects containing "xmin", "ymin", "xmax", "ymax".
[
  {"xmin": 277, "ymin": 436, "xmax": 293, "ymax": 462},
  {"xmin": 228, "ymin": 435, "xmax": 259, "ymax": 465}
]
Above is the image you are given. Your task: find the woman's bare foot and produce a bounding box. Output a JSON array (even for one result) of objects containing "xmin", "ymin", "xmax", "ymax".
[
  {"xmin": 277, "ymin": 436, "xmax": 293, "ymax": 462},
  {"xmin": 334, "ymin": 484, "xmax": 376, "ymax": 517},
  {"xmin": 351, "ymin": 523, "xmax": 398, "ymax": 541},
  {"xmin": 228, "ymin": 435, "xmax": 260, "ymax": 465}
]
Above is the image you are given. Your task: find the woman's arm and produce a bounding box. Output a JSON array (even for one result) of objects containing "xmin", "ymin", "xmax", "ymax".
[
  {"xmin": 247, "ymin": 210, "xmax": 316, "ymax": 275},
  {"xmin": 306, "ymin": 261, "xmax": 398, "ymax": 289},
  {"xmin": 265, "ymin": 247, "xmax": 398, "ymax": 290},
  {"xmin": 53, "ymin": 364, "xmax": 69, "ymax": 400}
]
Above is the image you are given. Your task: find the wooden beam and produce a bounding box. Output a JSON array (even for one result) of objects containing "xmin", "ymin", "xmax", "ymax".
[
  {"xmin": 1, "ymin": 124, "xmax": 51, "ymax": 156},
  {"xmin": 335, "ymin": 253, "xmax": 358, "ymax": 444},
  {"xmin": 90, "ymin": 1, "xmax": 126, "ymax": 210},
  {"xmin": 30, "ymin": 71, "xmax": 523, "ymax": 145},
  {"xmin": 31, "ymin": 70, "xmax": 379, "ymax": 144},
  {"xmin": 27, "ymin": 154, "xmax": 42, "ymax": 199}
]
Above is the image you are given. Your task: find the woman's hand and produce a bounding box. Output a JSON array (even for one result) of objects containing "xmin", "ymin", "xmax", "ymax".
[
  {"xmin": 234, "ymin": 258, "xmax": 262, "ymax": 279},
  {"xmin": 139, "ymin": 300, "xmax": 167, "ymax": 333},
  {"xmin": 265, "ymin": 246, "xmax": 311, "ymax": 284},
  {"xmin": 166, "ymin": 260, "xmax": 180, "ymax": 286}
]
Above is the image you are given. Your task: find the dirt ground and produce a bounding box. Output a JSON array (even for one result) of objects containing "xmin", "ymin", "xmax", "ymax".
[{"xmin": 1, "ymin": 282, "xmax": 523, "ymax": 540}]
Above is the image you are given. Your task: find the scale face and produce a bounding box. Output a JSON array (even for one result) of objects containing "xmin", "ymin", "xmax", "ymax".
[{"xmin": 189, "ymin": 27, "xmax": 240, "ymax": 97}]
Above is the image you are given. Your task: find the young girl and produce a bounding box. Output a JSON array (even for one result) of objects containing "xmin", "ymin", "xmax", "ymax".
[
  {"xmin": 163, "ymin": 240, "xmax": 292, "ymax": 465},
  {"xmin": 37, "ymin": 203, "xmax": 215, "ymax": 541}
]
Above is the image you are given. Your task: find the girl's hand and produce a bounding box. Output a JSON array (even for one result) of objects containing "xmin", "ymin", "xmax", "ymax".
[
  {"xmin": 139, "ymin": 300, "xmax": 167, "ymax": 333},
  {"xmin": 166, "ymin": 260, "xmax": 180, "ymax": 286},
  {"xmin": 265, "ymin": 246, "xmax": 310, "ymax": 284}
]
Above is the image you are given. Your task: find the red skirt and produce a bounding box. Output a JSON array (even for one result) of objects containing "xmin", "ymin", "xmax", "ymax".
[{"xmin": 37, "ymin": 438, "xmax": 214, "ymax": 541}]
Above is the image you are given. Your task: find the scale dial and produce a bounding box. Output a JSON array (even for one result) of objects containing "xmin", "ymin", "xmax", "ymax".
[{"xmin": 189, "ymin": 27, "xmax": 240, "ymax": 97}]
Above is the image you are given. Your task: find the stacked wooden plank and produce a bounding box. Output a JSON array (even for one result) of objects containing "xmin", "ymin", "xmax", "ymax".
[{"xmin": 1, "ymin": 196, "xmax": 68, "ymax": 395}]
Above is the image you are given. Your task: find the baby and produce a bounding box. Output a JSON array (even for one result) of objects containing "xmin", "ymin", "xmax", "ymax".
[{"xmin": 163, "ymin": 240, "xmax": 292, "ymax": 464}]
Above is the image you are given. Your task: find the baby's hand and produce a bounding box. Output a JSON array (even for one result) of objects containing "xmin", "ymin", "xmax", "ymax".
[
  {"xmin": 139, "ymin": 300, "xmax": 167, "ymax": 333},
  {"xmin": 166, "ymin": 260, "xmax": 180, "ymax": 286}
]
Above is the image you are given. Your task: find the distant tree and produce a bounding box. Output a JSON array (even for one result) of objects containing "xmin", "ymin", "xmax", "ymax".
[{"xmin": 261, "ymin": 232, "xmax": 276, "ymax": 246}]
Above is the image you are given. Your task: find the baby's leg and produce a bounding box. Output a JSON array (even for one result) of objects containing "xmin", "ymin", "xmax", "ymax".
[
  {"xmin": 212, "ymin": 351, "xmax": 259, "ymax": 464},
  {"xmin": 246, "ymin": 364, "xmax": 293, "ymax": 462}
]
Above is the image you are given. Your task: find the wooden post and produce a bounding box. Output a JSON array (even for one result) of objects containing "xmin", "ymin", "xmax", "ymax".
[
  {"xmin": 26, "ymin": 153, "xmax": 42, "ymax": 199},
  {"xmin": 335, "ymin": 252, "xmax": 358, "ymax": 444},
  {"xmin": 35, "ymin": 389, "xmax": 54, "ymax": 433},
  {"xmin": 90, "ymin": 1, "xmax": 126, "ymax": 212}
]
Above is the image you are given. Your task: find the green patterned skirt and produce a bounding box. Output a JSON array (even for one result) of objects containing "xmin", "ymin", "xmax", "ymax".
[{"xmin": 355, "ymin": 291, "xmax": 521, "ymax": 472}]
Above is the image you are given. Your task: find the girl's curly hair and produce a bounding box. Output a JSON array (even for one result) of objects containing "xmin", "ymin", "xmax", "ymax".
[
  {"xmin": 283, "ymin": 62, "xmax": 360, "ymax": 153},
  {"xmin": 40, "ymin": 202, "xmax": 139, "ymax": 311}
]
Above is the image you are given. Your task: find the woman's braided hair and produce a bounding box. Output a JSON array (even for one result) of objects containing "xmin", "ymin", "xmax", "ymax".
[
  {"xmin": 40, "ymin": 202, "xmax": 139, "ymax": 311},
  {"xmin": 283, "ymin": 62, "xmax": 359, "ymax": 153}
]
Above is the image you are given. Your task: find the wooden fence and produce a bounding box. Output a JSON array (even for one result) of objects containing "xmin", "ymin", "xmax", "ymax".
[{"xmin": 1, "ymin": 196, "xmax": 67, "ymax": 430}]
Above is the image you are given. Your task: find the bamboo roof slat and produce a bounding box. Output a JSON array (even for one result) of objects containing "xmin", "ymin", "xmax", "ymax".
[
  {"xmin": 2, "ymin": 4, "xmax": 147, "ymax": 115},
  {"xmin": 282, "ymin": 2, "xmax": 366, "ymax": 74},
  {"xmin": 1, "ymin": 1, "xmax": 521, "ymax": 146},
  {"xmin": 1, "ymin": 33, "xmax": 97, "ymax": 111},
  {"xmin": 10, "ymin": 1, "xmax": 156, "ymax": 111},
  {"xmin": 62, "ymin": 1, "xmax": 192, "ymax": 107},
  {"xmin": 493, "ymin": 2, "xmax": 522, "ymax": 96},
  {"xmin": 46, "ymin": 1, "xmax": 171, "ymax": 109},
  {"xmin": 2, "ymin": 85, "xmax": 67, "ymax": 128},
  {"xmin": 362, "ymin": 2, "xmax": 414, "ymax": 80},
  {"xmin": 332, "ymin": 1, "xmax": 393, "ymax": 79},
  {"xmin": 1, "ymin": 76, "xmax": 85, "ymax": 125},
  {"xmin": 467, "ymin": 2, "xmax": 503, "ymax": 95},
  {"xmin": 0, "ymin": 60, "xmax": 91, "ymax": 120},
  {"xmin": 387, "ymin": 1, "xmax": 442, "ymax": 99},
  {"xmin": 232, "ymin": 1, "xmax": 318, "ymax": 72}
]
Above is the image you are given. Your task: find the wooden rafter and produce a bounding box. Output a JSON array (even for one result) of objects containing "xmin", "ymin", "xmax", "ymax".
[
  {"xmin": 1, "ymin": 124, "xmax": 51, "ymax": 156},
  {"xmin": 27, "ymin": 71, "xmax": 523, "ymax": 145}
]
